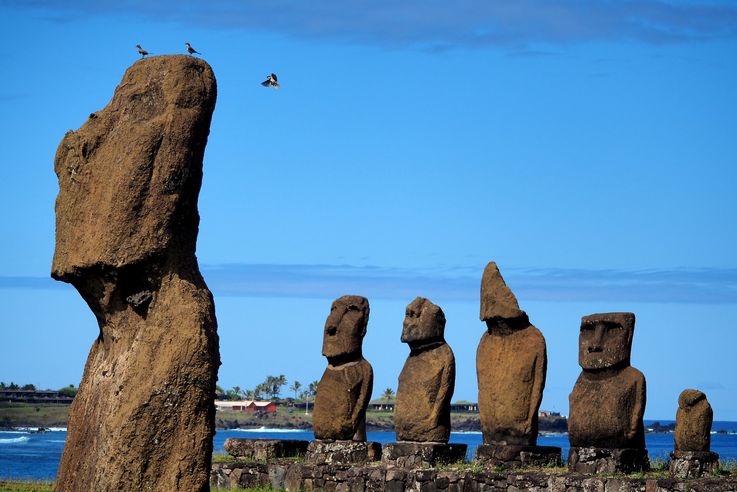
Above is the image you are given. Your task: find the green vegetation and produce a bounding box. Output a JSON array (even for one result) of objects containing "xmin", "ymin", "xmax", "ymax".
[
  {"xmin": 0, "ymin": 402, "xmax": 69, "ymax": 428},
  {"xmin": 0, "ymin": 481, "xmax": 53, "ymax": 491}
]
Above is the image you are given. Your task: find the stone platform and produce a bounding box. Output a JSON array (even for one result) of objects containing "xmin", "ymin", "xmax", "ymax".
[
  {"xmin": 475, "ymin": 444, "xmax": 562, "ymax": 468},
  {"xmin": 223, "ymin": 438, "xmax": 309, "ymax": 461},
  {"xmin": 382, "ymin": 442, "xmax": 467, "ymax": 467},
  {"xmin": 567, "ymin": 447, "xmax": 650, "ymax": 474},
  {"xmin": 669, "ymin": 450, "xmax": 720, "ymax": 478},
  {"xmin": 305, "ymin": 440, "xmax": 382, "ymax": 464}
]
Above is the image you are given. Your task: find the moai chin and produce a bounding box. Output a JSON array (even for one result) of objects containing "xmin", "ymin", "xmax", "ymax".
[
  {"xmin": 395, "ymin": 297, "xmax": 456, "ymax": 443},
  {"xmin": 675, "ymin": 389, "xmax": 713, "ymax": 452},
  {"xmin": 670, "ymin": 389, "xmax": 719, "ymax": 478},
  {"xmin": 313, "ymin": 295, "xmax": 374, "ymax": 441},
  {"xmin": 568, "ymin": 312, "xmax": 646, "ymax": 450},
  {"xmin": 476, "ymin": 262, "xmax": 548, "ymax": 447}
]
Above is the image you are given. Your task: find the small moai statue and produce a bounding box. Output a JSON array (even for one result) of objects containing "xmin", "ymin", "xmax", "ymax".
[
  {"xmin": 383, "ymin": 298, "xmax": 467, "ymax": 467},
  {"xmin": 474, "ymin": 262, "xmax": 560, "ymax": 468},
  {"xmin": 395, "ymin": 297, "xmax": 455, "ymax": 443},
  {"xmin": 567, "ymin": 312, "xmax": 649, "ymax": 473},
  {"xmin": 308, "ymin": 296, "xmax": 381, "ymax": 464},
  {"xmin": 670, "ymin": 389, "xmax": 719, "ymax": 478}
]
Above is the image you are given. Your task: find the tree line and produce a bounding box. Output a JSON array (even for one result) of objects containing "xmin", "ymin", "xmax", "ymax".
[
  {"xmin": 216, "ymin": 375, "xmax": 320, "ymax": 406},
  {"xmin": 0, "ymin": 382, "xmax": 77, "ymax": 397}
]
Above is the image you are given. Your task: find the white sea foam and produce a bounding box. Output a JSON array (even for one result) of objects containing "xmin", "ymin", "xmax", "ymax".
[
  {"xmin": 0, "ymin": 436, "xmax": 30, "ymax": 444},
  {"xmin": 451, "ymin": 431, "xmax": 482, "ymax": 435},
  {"xmin": 231, "ymin": 427, "xmax": 304, "ymax": 433},
  {"xmin": 46, "ymin": 427, "xmax": 68, "ymax": 432},
  {"xmin": 0, "ymin": 430, "xmax": 30, "ymax": 435}
]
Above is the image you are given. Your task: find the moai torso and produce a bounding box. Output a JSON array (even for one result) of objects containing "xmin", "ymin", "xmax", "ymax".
[
  {"xmin": 312, "ymin": 295, "xmax": 373, "ymax": 441},
  {"xmin": 674, "ymin": 389, "xmax": 713, "ymax": 452},
  {"xmin": 395, "ymin": 297, "xmax": 456, "ymax": 443},
  {"xmin": 313, "ymin": 359, "xmax": 373, "ymax": 440},
  {"xmin": 568, "ymin": 312, "xmax": 646, "ymax": 449},
  {"xmin": 475, "ymin": 262, "xmax": 548, "ymax": 446},
  {"xmin": 477, "ymin": 323, "xmax": 546, "ymax": 445}
]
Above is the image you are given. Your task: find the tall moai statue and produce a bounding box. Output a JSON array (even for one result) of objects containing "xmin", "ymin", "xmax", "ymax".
[
  {"xmin": 395, "ymin": 297, "xmax": 455, "ymax": 443},
  {"xmin": 308, "ymin": 296, "xmax": 381, "ymax": 464},
  {"xmin": 383, "ymin": 298, "xmax": 467, "ymax": 467},
  {"xmin": 51, "ymin": 56, "xmax": 219, "ymax": 491},
  {"xmin": 567, "ymin": 312, "xmax": 649, "ymax": 473},
  {"xmin": 474, "ymin": 262, "xmax": 561, "ymax": 467},
  {"xmin": 670, "ymin": 389, "xmax": 719, "ymax": 478}
]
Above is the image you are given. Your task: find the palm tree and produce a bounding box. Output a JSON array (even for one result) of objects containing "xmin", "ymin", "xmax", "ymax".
[
  {"xmin": 290, "ymin": 381, "xmax": 302, "ymax": 402},
  {"xmin": 382, "ymin": 387, "xmax": 395, "ymax": 401},
  {"xmin": 304, "ymin": 380, "xmax": 319, "ymax": 415},
  {"xmin": 243, "ymin": 389, "xmax": 255, "ymax": 401}
]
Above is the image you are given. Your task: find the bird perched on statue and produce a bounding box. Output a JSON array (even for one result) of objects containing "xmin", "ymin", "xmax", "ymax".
[
  {"xmin": 261, "ymin": 73, "xmax": 279, "ymax": 90},
  {"xmin": 136, "ymin": 45, "xmax": 149, "ymax": 58},
  {"xmin": 185, "ymin": 42, "xmax": 201, "ymax": 56}
]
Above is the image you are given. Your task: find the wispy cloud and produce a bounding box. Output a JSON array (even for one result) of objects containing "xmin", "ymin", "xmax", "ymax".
[
  {"xmin": 5, "ymin": 0, "xmax": 737, "ymax": 49},
  {"xmin": 5, "ymin": 264, "xmax": 734, "ymax": 304}
]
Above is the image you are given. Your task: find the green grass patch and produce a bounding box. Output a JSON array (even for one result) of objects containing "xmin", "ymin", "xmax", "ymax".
[
  {"xmin": 0, "ymin": 480, "xmax": 53, "ymax": 492},
  {"xmin": 0, "ymin": 403, "xmax": 69, "ymax": 428}
]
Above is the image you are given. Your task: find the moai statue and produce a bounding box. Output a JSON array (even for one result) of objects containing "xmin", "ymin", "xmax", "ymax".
[
  {"xmin": 670, "ymin": 389, "xmax": 719, "ymax": 478},
  {"xmin": 474, "ymin": 262, "xmax": 560, "ymax": 468},
  {"xmin": 384, "ymin": 298, "xmax": 466, "ymax": 466},
  {"xmin": 313, "ymin": 295, "xmax": 373, "ymax": 441},
  {"xmin": 567, "ymin": 312, "xmax": 649, "ymax": 473}
]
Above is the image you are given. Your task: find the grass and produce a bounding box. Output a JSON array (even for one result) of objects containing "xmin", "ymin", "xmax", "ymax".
[
  {"xmin": 0, "ymin": 403, "xmax": 69, "ymax": 428},
  {"xmin": 0, "ymin": 481, "xmax": 53, "ymax": 491}
]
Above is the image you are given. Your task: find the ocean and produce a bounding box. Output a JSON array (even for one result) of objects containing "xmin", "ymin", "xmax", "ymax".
[{"xmin": 2, "ymin": 421, "xmax": 737, "ymax": 481}]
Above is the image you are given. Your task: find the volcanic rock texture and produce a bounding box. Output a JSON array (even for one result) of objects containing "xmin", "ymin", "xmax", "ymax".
[{"xmin": 51, "ymin": 55, "xmax": 219, "ymax": 491}]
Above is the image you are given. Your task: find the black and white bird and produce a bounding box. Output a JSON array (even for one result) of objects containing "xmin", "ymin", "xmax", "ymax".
[
  {"xmin": 136, "ymin": 44, "xmax": 149, "ymax": 58},
  {"xmin": 185, "ymin": 42, "xmax": 201, "ymax": 56},
  {"xmin": 261, "ymin": 73, "xmax": 279, "ymax": 90}
]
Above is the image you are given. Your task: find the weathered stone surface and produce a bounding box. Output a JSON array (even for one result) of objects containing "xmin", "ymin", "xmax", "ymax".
[
  {"xmin": 475, "ymin": 444, "xmax": 562, "ymax": 469},
  {"xmin": 52, "ymin": 55, "xmax": 219, "ymax": 492},
  {"xmin": 395, "ymin": 297, "xmax": 455, "ymax": 443},
  {"xmin": 674, "ymin": 389, "xmax": 713, "ymax": 452},
  {"xmin": 382, "ymin": 442, "xmax": 467, "ymax": 467},
  {"xmin": 224, "ymin": 438, "xmax": 309, "ymax": 460},
  {"xmin": 479, "ymin": 262, "xmax": 525, "ymax": 320},
  {"xmin": 306, "ymin": 440, "xmax": 382, "ymax": 464},
  {"xmin": 567, "ymin": 447, "xmax": 649, "ymax": 474},
  {"xmin": 476, "ymin": 262, "xmax": 547, "ymax": 446},
  {"xmin": 568, "ymin": 313, "xmax": 646, "ymax": 450},
  {"xmin": 314, "ymin": 296, "xmax": 373, "ymax": 441},
  {"xmin": 669, "ymin": 450, "xmax": 720, "ymax": 478}
]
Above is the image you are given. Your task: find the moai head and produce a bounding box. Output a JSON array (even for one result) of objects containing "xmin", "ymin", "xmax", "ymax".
[
  {"xmin": 480, "ymin": 262, "xmax": 527, "ymax": 332},
  {"xmin": 322, "ymin": 295, "xmax": 370, "ymax": 360},
  {"xmin": 401, "ymin": 297, "xmax": 446, "ymax": 345},
  {"xmin": 579, "ymin": 312, "xmax": 635, "ymax": 370}
]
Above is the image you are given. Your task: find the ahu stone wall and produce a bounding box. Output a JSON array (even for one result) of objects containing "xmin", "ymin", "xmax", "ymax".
[{"xmin": 211, "ymin": 460, "xmax": 737, "ymax": 492}]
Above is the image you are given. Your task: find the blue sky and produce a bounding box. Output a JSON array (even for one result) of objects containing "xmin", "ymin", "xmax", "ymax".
[{"xmin": 1, "ymin": 0, "xmax": 736, "ymax": 420}]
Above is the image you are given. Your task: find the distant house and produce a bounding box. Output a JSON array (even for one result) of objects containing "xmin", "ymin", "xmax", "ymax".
[
  {"xmin": 449, "ymin": 401, "xmax": 478, "ymax": 413},
  {"xmin": 0, "ymin": 389, "xmax": 74, "ymax": 405},
  {"xmin": 538, "ymin": 410, "xmax": 561, "ymax": 418},
  {"xmin": 368, "ymin": 399, "xmax": 395, "ymax": 412},
  {"xmin": 215, "ymin": 400, "xmax": 277, "ymax": 413}
]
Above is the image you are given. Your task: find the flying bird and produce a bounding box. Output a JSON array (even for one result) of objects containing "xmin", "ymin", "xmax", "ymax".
[
  {"xmin": 185, "ymin": 42, "xmax": 201, "ymax": 56},
  {"xmin": 136, "ymin": 45, "xmax": 149, "ymax": 58},
  {"xmin": 261, "ymin": 73, "xmax": 279, "ymax": 90}
]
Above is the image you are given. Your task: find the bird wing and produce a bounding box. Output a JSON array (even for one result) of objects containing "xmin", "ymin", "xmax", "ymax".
[{"xmin": 261, "ymin": 80, "xmax": 271, "ymax": 87}]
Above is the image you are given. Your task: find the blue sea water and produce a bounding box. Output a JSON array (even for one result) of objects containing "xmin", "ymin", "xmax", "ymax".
[{"xmin": 2, "ymin": 422, "xmax": 737, "ymax": 481}]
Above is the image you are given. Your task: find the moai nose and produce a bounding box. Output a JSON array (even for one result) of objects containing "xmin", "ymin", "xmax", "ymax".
[{"xmin": 588, "ymin": 323, "xmax": 606, "ymax": 353}]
